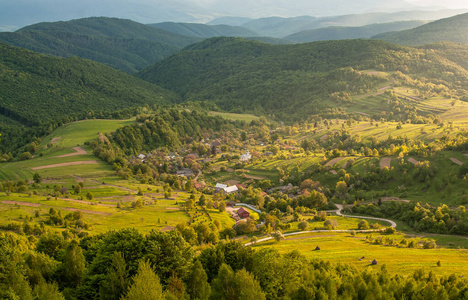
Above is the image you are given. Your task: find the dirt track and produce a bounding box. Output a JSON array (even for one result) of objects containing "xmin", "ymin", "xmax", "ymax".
[
  {"xmin": 1, "ymin": 200, "xmax": 40, "ymax": 207},
  {"xmin": 325, "ymin": 157, "xmax": 346, "ymax": 167},
  {"xmin": 407, "ymin": 157, "xmax": 419, "ymax": 165},
  {"xmin": 32, "ymin": 160, "xmax": 99, "ymax": 170},
  {"xmin": 54, "ymin": 147, "xmax": 87, "ymax": 158},
  {"xmin": 450, "ymin": 157, "xmax": 463, "ymax": 166}
]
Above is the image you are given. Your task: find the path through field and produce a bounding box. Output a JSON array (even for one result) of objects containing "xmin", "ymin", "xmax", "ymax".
[
  {"xmin": 450, "ymin": 157, "xmax": 463, "ymax": 166},
  {"xmin": 32, "ymin": 161, "xmax": 99, "ymax": 170},
  {"xmin": 54, "ymin": 147, "xmax": 87, "ymax": 157},
  {"xmin": 325, "ymin": 157, "xmax": 346, "ymax": 167},
  {"xmin": 380, "ymin": 157, "xmax": 391, "ymax": 169}
]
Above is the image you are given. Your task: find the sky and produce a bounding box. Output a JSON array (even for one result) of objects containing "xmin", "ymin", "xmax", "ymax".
[
  {"xmin": 0, "ymin": 0, "xmax": 467, "ymax": 31},
  {"xmin": 406, "ymin": 0, "xmax": 468, "ymax": 8}
]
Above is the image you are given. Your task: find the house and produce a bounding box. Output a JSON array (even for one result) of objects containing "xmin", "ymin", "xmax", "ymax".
[
  {"xmin": 215, "ymin": 183, "xmax": 228, "ymax": 192},
  {"xmin": 264, "ymin": 151, "xmax": 273, "ymax": 156},
  {"xmin": 237, "ymin": 207, "xmax": 250, "ymax": 218},
  {"xmin": 240, "ymin": 150, "xmax": 251, "ymax": 162},
  {"xmin": 214, "ymin": 183, "xmax": 238, "ymax": 194},
  {"xmin": 224, "ymin": 185, "xmax": 238, "ymax": 194}
]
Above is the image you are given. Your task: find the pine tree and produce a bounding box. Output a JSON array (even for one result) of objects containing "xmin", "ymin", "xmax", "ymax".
[
  {"xmin": 99, "ymin": 251, "xmax": 129, "ymax": 300},
  {"xmin": 122, "ymin": 260, "xmax": 163, "ymax": 300},
  {"xmin": 186, "ymin": 260, "xmax": 211, "ymax": 300}
]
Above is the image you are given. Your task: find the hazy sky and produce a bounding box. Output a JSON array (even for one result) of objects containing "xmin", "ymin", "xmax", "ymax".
[{"xmin": 406, "ymin": 0, "xmax": 468, "ymax": 8}]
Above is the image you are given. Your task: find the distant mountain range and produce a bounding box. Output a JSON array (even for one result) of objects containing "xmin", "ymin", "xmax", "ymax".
[
  {"xmin": 238, "ymin": 9, "xmax": 468, "ymax": 37},
  {"xmin": 286, "ymin": 20, "xmax": 426, "ymax": 43},
  {"xmin": 373, "ymin": 12, "xmax": 468, "ymax": 45},
  {"xmin": 0, "ymin": 17, "xmax": 201, "ymax": 73}
]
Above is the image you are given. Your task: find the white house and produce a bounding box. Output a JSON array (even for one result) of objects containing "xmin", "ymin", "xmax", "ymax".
[{"xmin": 240, "ymin": 150, "xmax": 251, "ymax": 162}]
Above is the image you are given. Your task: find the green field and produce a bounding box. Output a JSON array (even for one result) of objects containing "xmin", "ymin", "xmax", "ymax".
[
  {"xmin": 251, "ymin": 232, "xmax": 468, "ymax": 276},
  {"xmin": 41, "ymin": 118, "xmax": 136, "ymax": 148}
]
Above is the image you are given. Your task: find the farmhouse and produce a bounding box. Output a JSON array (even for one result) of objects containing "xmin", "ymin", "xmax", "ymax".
[
  {"xmin": 237, "ymin": 207, "xmax": 250, "ymax": 218},
  {"xmin": 176, "ymin": 168, "xmax": 195, "ymax": 177}
]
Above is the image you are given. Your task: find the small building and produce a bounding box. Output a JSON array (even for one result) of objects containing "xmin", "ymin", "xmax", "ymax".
[
  {"xmin": 237, "ymin": 207, "xmax": 250, "ymax": 218},
  {"xmin": 224, "ymin": 185, "xmax": 239, "ymax": 194},
  {"xmin": 215, "ymin": 183, "xmax": 228, "ymax": 192},
  {"xmin": 240, "ymin": 150, "xmax": 251, "ymax": 162},
  {"xmin": 264, "ymin": 151, "xmax": 274, "ymax": 156},
  {"xmin": 371, "ymin": 259, "xmax": 378, "ymax": 265}
]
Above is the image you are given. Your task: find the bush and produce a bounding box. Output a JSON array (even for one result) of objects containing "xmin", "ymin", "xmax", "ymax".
[
  {"xmin": 298, "ymin": 221, "xmax": 309, "ymax": 231},
  {"xmin": 358, "ymin": 220, "xmax": 369, "ymax": 230},
  {"xmin": 324, "ymin": 219, "xmax": 338, "ymax": 230}
]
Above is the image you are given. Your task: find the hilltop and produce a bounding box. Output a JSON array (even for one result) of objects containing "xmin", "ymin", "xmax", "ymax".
[
  {"xmin": 138, "ymin": 37, "xmax": 468, "ymax": 121},
  {"xmin": 373, "ymin": 12, "xmax": 468, "ymax": 45},
  {"xmin": 0, "ymin": 17, "xmax": 201, "ymax": 73}
]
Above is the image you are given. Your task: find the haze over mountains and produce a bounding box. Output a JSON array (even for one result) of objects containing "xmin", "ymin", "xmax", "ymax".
[{"xmin": 1, "ymin": 0, "xmax": 467, "ymax": 31}]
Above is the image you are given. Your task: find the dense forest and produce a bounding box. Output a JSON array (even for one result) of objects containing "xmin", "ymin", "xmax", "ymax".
[
  {"xmin": 0, "ymin": 17, "xmax": 201, "ymax": 73},
  {"xmin": 138, "ymin": 37, "xmax": 468, "ymax": 121},
  {"xmin": 2, "ymin": 228, "xmax": 468, "ymax": 300},
  {"xmin": 0, "ymin": 42, "xmax": 180, "ymax": 154}
]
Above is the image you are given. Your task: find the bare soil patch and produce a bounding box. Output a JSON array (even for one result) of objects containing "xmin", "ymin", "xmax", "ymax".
[
  {"xmin": 225, "ymin": 179, "xmax": 240, "ymax": 186},
  {"xmin": 165, "ymin": 207, "xmax": 179, "ymax": 210},
  {"xmin": 58, "ymin": 198, "xmax": 115, "ymax": 207},
  {"xmin": 320, "ymin": 134, "xmax": 328, "ymax": 141},
  {"xmin": 464, "ymin": 154, "xmax": 468, "ymax": 157},
  {"xmin": 32, "ymin": 160, "xmax": 99, "ymax": 170},
  {"xmin": 54, "ymin": 147, "xmax": 87, "ymax": 158},
  {"xmin": 407, "ymin": 157, "xmax": 419, "ymax": 165},
  {"xmin": 450, "ymin": 157, "xmax": 463, "ymax": 166},
  {"xmin": 161, "ymin": 226, "xmax": 175, "ymax": 232},
  {"xmin": 244, "ymin": 174, "xmax": 266, "ymax": 180},
  {"xmin": 50, "ymin": 137, "xmax": 61, "ymax": 144},
  {"xmin": 1, "ymin": 200, "xmax": 40, "ymax": 207},
  {"xmin": 325, "ymin": 157, "xmax": 346, "ymax": 167},
  {"xmin": 330, "ymin": 170, "xmax": 338, "ymax": 175},
  {"xmin": 380, "ymin": 157, "xmax": 392, "ymax": 169}
]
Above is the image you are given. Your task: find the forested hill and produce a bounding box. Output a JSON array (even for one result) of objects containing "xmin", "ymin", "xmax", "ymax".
[
  {"xmin": 148, "ymin": 22, "xmax": 259, "ymax": 38},
  {"xmin": 0, "ymin": 42, "xmax": 180, "ymax": 127},
  {"xmin": 137, "ymin": 37, "xmax": 468, "ymax": 121},
  {"xmin": 286, "ymin": 21, "xmax": 426, "ymax": 43},
  {"xmin": 373, "ymin": 12, "xmax": 468, "ymax": 45},
  {"xmin": 0, "ymin": 17, "xmax": 201, "ymax": 73},
  {"xmin": 0, "ymin": 42, "xmax": 182, "ymax": 154}
]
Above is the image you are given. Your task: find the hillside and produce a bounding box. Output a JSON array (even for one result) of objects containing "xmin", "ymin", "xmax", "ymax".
[
  {"xmin": 148, "ymin": 22, "xmax": 259, "ymax": 38},
  {"xmin": 0, "ymin": 42, "xmax": 179, "ymax": 153},
  {"xmin": 241, "ymin": 10, "xmax": 467, "ymax": 37},
  {"xmin": 286, "ymin": 21, "xmax": 426, "ymax": 43},
  {"xmin": 373, "ymin": 12, "xmax": 468, "ymax": 45},
  {"xmin": 137, "ymin": 37, "xmax": 468, "ymax": 121},
  {"xmin": 0, "ymin": 17, "xmax": 201, "ymax": 73}
]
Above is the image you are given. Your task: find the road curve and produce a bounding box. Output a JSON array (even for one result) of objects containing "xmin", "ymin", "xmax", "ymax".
[
  {"xmin": 334, "ymin": 204, "xmax": 397, "ymax": 228},
  {"xmin": 244, "ymin": 204, "xmax": 397, "ymax": 246}
]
